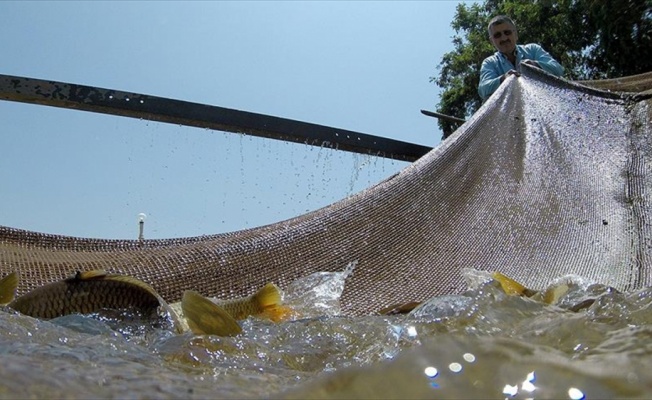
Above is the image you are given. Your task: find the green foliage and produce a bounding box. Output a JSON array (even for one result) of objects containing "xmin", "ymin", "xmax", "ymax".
[
  {"xmin": 432, "ymin": 0, "xmax": 652, "ymax": 139},
  {"xmin": 581, "ymin": 0, "xmax": 652, "ymax": 78}
]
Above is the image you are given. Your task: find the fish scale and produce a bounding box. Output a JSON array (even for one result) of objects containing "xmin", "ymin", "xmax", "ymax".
[{"xmin": 10, "ymin": 278, "xmax": 161, "ymax": 319}]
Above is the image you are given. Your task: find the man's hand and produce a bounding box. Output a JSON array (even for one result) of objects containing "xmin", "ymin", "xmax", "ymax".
[
  {"xmin": 500, "ymin": 69, "xmax": 520, "ymax": 82},
  {"xmin": 521, "ymin": 59, "xmax": 540, "ymax": 68}
]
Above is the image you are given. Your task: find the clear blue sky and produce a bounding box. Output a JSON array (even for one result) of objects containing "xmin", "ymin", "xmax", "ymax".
[{"xmin": 0, "ymin": 1, "xmax": 468, "ymax": 239}]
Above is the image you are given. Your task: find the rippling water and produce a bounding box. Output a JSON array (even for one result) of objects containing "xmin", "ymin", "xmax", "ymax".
[{"xmin": 2, "ymin": 268, "xmax": 652, "ymax": 399}]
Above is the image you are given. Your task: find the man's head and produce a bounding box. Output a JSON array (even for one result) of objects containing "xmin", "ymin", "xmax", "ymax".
[{"xmin": 488, "ymin": 15, "xmax": 518, "ymax": 55}]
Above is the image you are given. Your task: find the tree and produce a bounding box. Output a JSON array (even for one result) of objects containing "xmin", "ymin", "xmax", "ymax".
[
  {"xmin": 432, "ymin": 0, "xmax": 652, "ymax": 139},
  {"xmin": 582, "ymin": 0, "xmax": 652, "ymax": 78}
]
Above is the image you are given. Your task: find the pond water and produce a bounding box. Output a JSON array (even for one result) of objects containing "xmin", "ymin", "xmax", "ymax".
[{"xmin": 2, "ymin": 267, "xmax": 652, "ymax": 399}]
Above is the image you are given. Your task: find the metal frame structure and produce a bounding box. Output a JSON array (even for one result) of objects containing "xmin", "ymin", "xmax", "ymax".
[{"xmin": 0, "ymin": 74, "xmax": 432, "ymax": 162}]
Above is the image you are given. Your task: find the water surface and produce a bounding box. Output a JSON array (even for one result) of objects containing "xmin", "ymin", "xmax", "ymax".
[{"xmin": 2, "ymin": 268, "xmax": 651, "ymax": 399}]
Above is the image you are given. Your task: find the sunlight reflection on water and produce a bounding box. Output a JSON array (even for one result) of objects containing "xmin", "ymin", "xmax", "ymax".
[{"xmin": 2, "ymin": 267, "xmax": 652, "ymax": 398}]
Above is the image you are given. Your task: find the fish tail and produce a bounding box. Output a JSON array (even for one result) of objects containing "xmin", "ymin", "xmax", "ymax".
[
  {"xmin": 259, "ymin": 304, "xmax": 295, "ymax": 322},
  {"xmin": 0, "ymin": 272, "xmax": 19, "ymax": 305},
  {"xmin": 250, "ymin": 283, "xmax": 295, "ymax": 322},
  {"xmin": 543, "ymin": 284, "xmax": 571, "ymax": 305},
  {"xmin": 251, "ymin": 283, "xmax": 282, "ymax": 310}
]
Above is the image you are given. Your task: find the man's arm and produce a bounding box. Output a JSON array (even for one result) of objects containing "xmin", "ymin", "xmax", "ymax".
[
  {"xmin": 525, "ymin": 44, "xmax": 564, "ymax": 77},
  {"xmin": 478, "ymin": 58, "xmax": 504, "ymax": 102}
]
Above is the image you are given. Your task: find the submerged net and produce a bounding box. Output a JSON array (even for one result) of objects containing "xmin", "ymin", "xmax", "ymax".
[{"xmin": 1, "ymin": 66, "xmax": 651, "ymax": 316}]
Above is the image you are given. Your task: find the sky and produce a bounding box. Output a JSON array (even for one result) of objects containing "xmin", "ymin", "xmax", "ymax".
[{"xmin": 0, "ymin": 1, "xmax": 469, "ymax": 240}]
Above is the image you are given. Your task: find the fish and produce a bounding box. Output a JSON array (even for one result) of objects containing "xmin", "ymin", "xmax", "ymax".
[
  {"xmin": 378, "ymin": 271, "xmax": 591, "ymax": 315},
  {"xmin": 491, "ymin": 271, "xmax": 599, "ymax": 310},
  {"xmin": 4, "ymin": 269, "xmax": 292, "ymax": 337},
  {"xmin": 172, "ymin": 282, "xmax": 294, "ymax": 336},
  {"xmin": 180, "ymin": 290, "xmax": 242, "ymax": 336},
  {"xmin": 214, "ymin": 282, "xmax": 290, "ymax": 322},
  {"xmin": 0, "ymin": 272, "xmax": 19, "ymax": 305},
  {"xmin": 491, "ymin": 271, "xmax": 539, "ymax": 297},
  {"xmin": 7, "ymin": 270, "xmax": 182, "ymax": 333}
]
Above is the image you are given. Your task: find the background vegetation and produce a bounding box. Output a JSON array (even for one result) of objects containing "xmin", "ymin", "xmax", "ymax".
[{"xmin": 433, "ymin": 0, "xmax": 652, "ymax": 138}]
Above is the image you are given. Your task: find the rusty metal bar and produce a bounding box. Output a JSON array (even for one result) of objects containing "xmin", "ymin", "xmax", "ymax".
[
  {"xmin": 0, "ymin": 74, "xmax": 432, "ymax": 162},
  {"xmin": 420, "ymin": 109, "xmax": 466, "ymax": 124}
]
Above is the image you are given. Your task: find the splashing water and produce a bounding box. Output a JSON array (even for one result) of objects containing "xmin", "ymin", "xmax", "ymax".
[{"xmin": 2, "ymin": 265, "xmax": 652, "ymax": 399}]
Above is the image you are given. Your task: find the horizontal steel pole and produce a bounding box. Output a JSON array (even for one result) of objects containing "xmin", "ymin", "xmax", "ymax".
[{"xmin": 0, "ymin": 74, "xmax": 432, "ymax": 162}]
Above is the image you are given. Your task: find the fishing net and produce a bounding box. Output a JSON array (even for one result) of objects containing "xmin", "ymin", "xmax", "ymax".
[{"xmin": 2, "ymin": 66, "xmax": 651, "ymax": 316}]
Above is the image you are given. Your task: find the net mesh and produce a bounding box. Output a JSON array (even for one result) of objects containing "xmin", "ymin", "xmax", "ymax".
[{"xmin": 2, "ymin": 66, "xmax": 651, "ymax": 316}]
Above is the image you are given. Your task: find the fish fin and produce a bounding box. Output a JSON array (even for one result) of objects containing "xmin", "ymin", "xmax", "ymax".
[
  {"xmin": 68, "ymin": 270, "xmax": 108, "ymax": 281},
  {"xmin": 259, "ymin": 304, "xmax": 295, "ymax": 322},
  {"xmin": 543, "ymin": 283, "xmax": 571, "ymax": 305},
  {"xmin": 492, "ymin": 272, "xmax": 528, "ymax": 296},
  {"xmin": 252, "ymin": 283, "xmax": 292, "ymax": 322},
  {"xmin": 181, "ymin": 290, "xmax": 242, "ymax": 336},
  {"xmin": 252, "ymin": 283, "xmax": 282, "ymax": 310},
  {"xmin": 0, "ymin": 272, "xmax": 19, "ymax": 305},
  {"xmin": 103, "ymin": 274, "xmax": 160, "ymax": 298}
]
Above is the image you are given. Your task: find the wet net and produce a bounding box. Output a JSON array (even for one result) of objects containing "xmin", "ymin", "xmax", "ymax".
[{"xmin": 2, "ymin": 66, "xmax": 651, "ymax": 316}]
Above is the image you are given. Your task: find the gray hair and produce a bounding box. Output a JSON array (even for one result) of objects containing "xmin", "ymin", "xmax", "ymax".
[{"xmin": 487, "ymin": 15, "xmax": 516, "ymax": 36}]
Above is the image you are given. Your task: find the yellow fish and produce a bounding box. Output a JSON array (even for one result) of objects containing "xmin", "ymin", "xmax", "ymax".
[
  {"xmin": 491, "ymin": 271, "xmax": 584, "ymax": 307},
  {"xmin": 378, "ymin": 271, "xmax": 580, "ymax": 315},
  {"xmin": 0, "ymin": 272, "xmax": 19, "ymax": 305},
  {"xmin": 491, "ymin": 272, "xmax": 540, "ymax": 297},
  {"xmin": 3, "ymin": 269, "xmax": 293, "ymax": 337},
  {"xmin": 5, "ymin": 270, "xmax": 182, "ymax": 333},
  {"xmin": 212, "ymin": 282, "xmax": 290, "ymax": 322},
  {"xmin": 173, "ymin": 283, "xmax": 293, "ymax": 336}
]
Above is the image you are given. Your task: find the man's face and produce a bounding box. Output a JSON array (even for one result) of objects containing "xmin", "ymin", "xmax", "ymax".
[{"xmin": 489, "ymin": 22, "xmax": 518, "ymax": 54}]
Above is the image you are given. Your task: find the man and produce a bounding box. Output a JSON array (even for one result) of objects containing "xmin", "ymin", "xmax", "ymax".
[{"xmin": 478, "ymin": 15, "xmax": 564, "ymax": 102}]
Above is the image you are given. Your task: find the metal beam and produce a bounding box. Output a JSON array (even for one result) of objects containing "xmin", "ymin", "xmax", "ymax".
[
  {"xmin": 0, "ymin": 74, "xmax": 432, "ymax": 162},
  {"xmin": 420, "ymin": 109, "xmax": 466, "ymax": 124}
]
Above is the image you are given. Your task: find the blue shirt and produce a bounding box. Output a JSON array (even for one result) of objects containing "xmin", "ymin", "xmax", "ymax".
[{"xmin": 478, "ymin": 43, "xmax": 564, "ymax": 101}]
